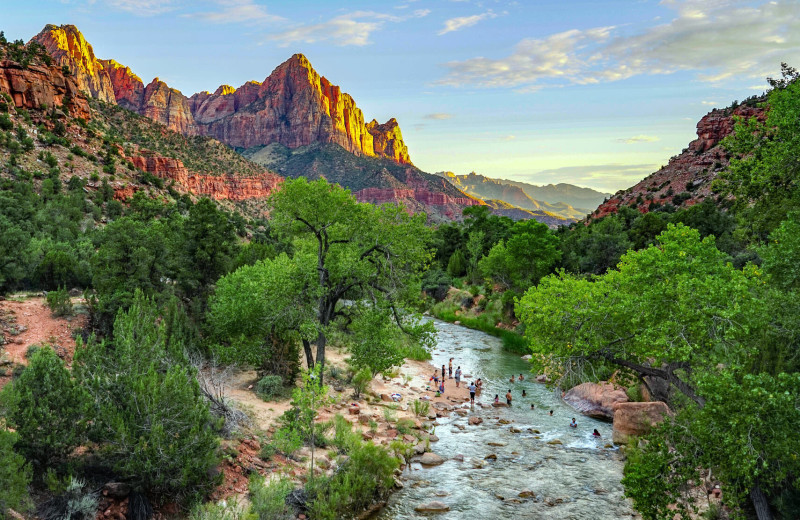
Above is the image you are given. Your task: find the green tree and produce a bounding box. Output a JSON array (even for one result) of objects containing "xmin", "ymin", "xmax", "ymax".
[
  {"xmin": 0, "ymin": 429, "xmax": 31, "ymax": 518},
  {"xmin": 0, "ymin": 347, "xmax": 89, "ymax": 468},
  {"xmin": 265, "ymin": 178, "xmax": 433, "ymax": 381},
  {"xmin": 446, "ymin": 249, "xmax": 467, "ymax": 277},
  {"xmin": 75, "ymin": 293, "xmax": 220, "ymax": 499}
]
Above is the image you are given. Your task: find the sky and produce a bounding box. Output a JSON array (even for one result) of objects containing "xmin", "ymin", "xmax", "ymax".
[{"xmin": 4, "ymin": 0, "xmax": 799, "ymax": 192}]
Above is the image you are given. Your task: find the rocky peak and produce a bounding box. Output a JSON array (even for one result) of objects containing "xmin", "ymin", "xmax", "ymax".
[
  {"xmin": 98, "ymin": 59, "xmax": 143, "ymax": 111},
  {"xmin": 367, "ymin": 118, "xmax": 411, "ymax": 164},
  {"xmin": 214, "ymin": 84, "xmax": 235, "ymax": 96},
  {"xmin": 31, "ymin": 24, "xmax": 115, "ymax": 102}
]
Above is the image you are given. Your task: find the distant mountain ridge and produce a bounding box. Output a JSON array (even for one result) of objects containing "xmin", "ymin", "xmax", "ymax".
[{"xmin": 436, "ymin": 171, "xmax": 610, "ymax": 219}]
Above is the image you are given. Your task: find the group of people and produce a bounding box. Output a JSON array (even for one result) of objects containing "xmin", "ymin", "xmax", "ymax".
[{"xmin": 427, "ymin": 364, "xmax": 604, "ymax": 438}]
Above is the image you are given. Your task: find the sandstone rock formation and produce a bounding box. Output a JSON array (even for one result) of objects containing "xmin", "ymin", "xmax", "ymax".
[
  {"xmin": 126, "ymin": 154, "xmax": 281, "ymax": 201},
  {"xmin": 611, "ymin": 401, "xmax": 672, "ymax": 444},
  {"xmin": 32, "ymin": 25, "xmax": 414, "ymax": 165},
  {"xmin": 0, "ymin": 59, "xmax": 90, "ymax": 120},
  {"xmin": 563, "ymin": 382, "xmax": 629, "ymax": 421},
  {"xmin": 31, "ymin": 24, "xmax": 115, "ymax": 103},
  {"xmin": 593, "ymin": 102, "xmax": 767, "ymax": 219}
]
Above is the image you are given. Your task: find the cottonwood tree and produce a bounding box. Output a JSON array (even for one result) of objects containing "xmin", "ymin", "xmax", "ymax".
[{"xmin": 242, "ymin": 178, "xmax": 434, "ymax": 383}]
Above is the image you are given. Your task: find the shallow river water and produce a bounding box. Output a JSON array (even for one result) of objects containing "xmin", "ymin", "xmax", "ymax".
[{"xmin": 376, "ymin": 319, "xmax": 637, "ymax": 519}]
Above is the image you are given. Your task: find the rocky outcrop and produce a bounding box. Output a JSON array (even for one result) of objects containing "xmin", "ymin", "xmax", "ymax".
[
  {"xmin": 139, "ymin": 79, "xmax": 198, "ymax": 135},
  {"xmin": 0, "ymin": 59, "xmax": 90, "ymax": 120},
  {"xmin": 593, "ymin": 102, "xmax": 767, "ymax": 219},
  {"xmin": 127, "ymin": 155, "xmax": 281, "ymax": 201},
  {"xmin": 31, "ymin": 24, "xmax": 115, "ymax": 102},
  {"xmin": 97, "ymin": 59, "xmax": 143, "ymax": 112},
  {"xmin": 366, "ymin": 118, "xmax": 410, "ymax": 164},
  {"xmin": 563, "ymin": 382, "xmax": 629, "ymax": 421},
  {"xmin": 612, "ymin": 401, "xmax": 672, "ymax": 444}
]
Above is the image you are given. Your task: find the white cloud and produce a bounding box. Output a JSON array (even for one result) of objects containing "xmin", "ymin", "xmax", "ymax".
[
  {"xmin": 616, "ymin": 135, "xmax": 660, "ymax": 144},
  {"xmin": 423, "ymin": 112, "xmax": 453, "ymax": 120},
  {"xmin": 439, "ymin": 1, "xmax": 800, "ymax": 90},
  {"xmin": 270, "ymin": 9, "xmax": 427, "ymax": 47},
  {"xmin": 438, "ymin": 11, "xmax": 497, "ymax": 35},
  {"xmin": 701, "ymin": 100, "xmax": 719, "ymax": 106},
  {"xmin": 186, "ymin": 0, "xmax": 284, "ymax": 24},
  {"xmin": 105, "ymin": 0, "xmax": 176, "ymax": 15}
]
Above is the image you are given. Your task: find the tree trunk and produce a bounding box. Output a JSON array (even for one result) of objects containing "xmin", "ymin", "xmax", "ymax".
[
  {"xmin": 315, "ymin": 330, "xmax": 326, "ymax": 386},
  {"xmin": 301, "ymin": 339, "xmax": 314, "ymax": 371},
  {"xmin": 750, "ymin": 486, "xmax": 773, "ymax": 520}
]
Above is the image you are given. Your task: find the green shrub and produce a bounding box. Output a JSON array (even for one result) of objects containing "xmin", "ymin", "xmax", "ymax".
[
  {"xmin": 306, "ymin": 441, "xmax": 400, "ymax": 520},
  {"xmin": 259, "ymin": 443, "xmax": 276, "ymax": 461},
  {"xmin": 24, "ymin": 344, "xmax": 41, "ymax": 360},
  {"xmin": 0, "ymin": 347, "xmax": 89, "ymax": 468},
  {"xmin": 412, "ymin": 399, "xmax": 430, "ymax": 417},
  {"xmin": 626, "ymin": 384, "xmax": 643, "ymax": 402},
  {"xmin": 248, "ymin": 475, "xmax": 294, "ymax": 520},
  {"xmin": 399, "ymin": 342, "xmax": 431, "ymax": 361},
  {"xmin": 396, "ymin": 418, "xmax": 415, "ymax": 435},
  {"xmin": 189, "ymin": 497, "xmax": 248, "ymax": 520},
  {"xmin": 351, "ymin": 367, "xmax": 371, "ymax": 399},
  {"xmin": 328, "ymin": 414, "xmax": 361, "ymax": 453},
  {"xmin": 256, "ymin": 375, "xmax": 284, "ymax": 401},
  {"xmin": 46, "ymin": 287, "xmax": 73, "ymax": 317},
  {"xmin": 0, "ymin": 429, "xmax": 31, "ymax": 516}
]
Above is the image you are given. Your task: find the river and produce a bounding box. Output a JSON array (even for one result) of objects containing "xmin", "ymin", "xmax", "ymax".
[{"xmin": 376, "ymin": 319, "xmax": 637, "ymax": 519}]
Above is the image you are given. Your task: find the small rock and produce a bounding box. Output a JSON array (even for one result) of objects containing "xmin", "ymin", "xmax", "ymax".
[
  {"xmin": 468, "ymin": 417, "xmax": 483, "ymax": 425},
  {"xmin": 519, "ymin": 490, "xmax": 536, "ymax": 498},
  {"xmin": 102, "ymin": 482, "xmax": 131, "ymax": 498},
  {"xmin": 453, "ymin": 454, "xmax": 464, "ymax": 461},
  {"xmin": 414, "ymin": 501, "xmax": 450, "ymax": 513},
  {"xmin": 419, "ymin": 452, "xmax": 445, "ymax": 466},
  {"xmin": 429, "ymin": 434, "xmax": 439, "ymax": 442},
  {"xmin": 393, "ymin": 477, "xmax": 404, "ymax": 489},
  {"xmin": 498, "ymin": 418, "xmax": 511, "ymax": 424},
  {"xmin": 547, "ymin": 439, "xmax": 562, "ymax": 445},
  {"xmin": 348, "ymin": 406, "xmax": 360, "ymax": 415},
  {"xmin": 509, "ymin": 427, "xmax": 522, "ymax": 433},
  {"xmin": 484, "ymin": 453, "xmax": 497, "ymax": 460},
  {"xmin": 487, "ymin": 441, "xmax": 506, "ymax": 447}
]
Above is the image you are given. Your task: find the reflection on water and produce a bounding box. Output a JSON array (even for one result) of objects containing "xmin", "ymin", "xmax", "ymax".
[{"xmin": 376, "ymin": 319, "xmax": 637, "ymax": 519}]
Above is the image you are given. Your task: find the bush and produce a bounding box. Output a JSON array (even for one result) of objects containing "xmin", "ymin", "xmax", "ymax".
[
  {"xmin": 351, "ymin": 367, "xmax": 372, "ymax": 399},
  {"xmin": 0, "ymin": 429, "xmax": 31, "ymax": 516},
  {"xmin": 0, "ymin": 347, "xmax": 89, "ymax": 468},
  {"xmin": 306, "ymin": 441, "xmax": 400, "ymax": 520},
  {"xmin": 256, "ymin": 375, "xmax": 284, "ymax": 401},
  {"xmin": 399, "ymin": 342, "xmax": 432, "ymax": 361},
  {"xmin": 412, "ymin": 399, "xmax": 430, "ymax": 417},
  {"xmin": 396, "ymin": 418, "xmax": 415, "ymax": 435},
  {"xmin": 189, "ymin": 497, "xmax": 248, "ymax": 520},
  {"xmin": 46, "ymin": 287, "xmax": 73, "ymax": 317},
  {"xmin": 328, "ymin": 415, "xmax": 361, "ymax": 453},
  {"xmin": 37, "ymin": 477, "xmax": 99, "ymax": 520},
  {"xmin": 249, "ymin": 475, "xmax": 294, "ymax": 520}
]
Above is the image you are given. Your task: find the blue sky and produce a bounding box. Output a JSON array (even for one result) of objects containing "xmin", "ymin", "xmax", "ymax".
[{"xmin": 4, "ymin": 0, "xmax": 799, "ymax": 191}]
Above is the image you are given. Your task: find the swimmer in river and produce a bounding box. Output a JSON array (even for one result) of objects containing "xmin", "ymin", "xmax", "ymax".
[
  {"xmin": 592, "ymin": 429, "xmax": 601, "ymax": 437},
  {"xmin": 570, "ymin": 418, "xmax": 577, "ymax": 428},
  {"xmin": 518, "ymin": 374, "xmax": 524, "ymax": 381},
  {"xmin": 549, "ymin": 410, "xmax": 554, "ymax": 416},
  {"xmin": 530, "ymin": 403, "xmax": 535, "ymax": 410},
  {"xmin": 522, "ymin": 389, "xmax": 527, "ymax": 397},
  {"xmin": 506, "ymin": 390, "xmax": 513, "ymax": 405},
  {"xmin": 494, "ymin": 394, "xmax": 500, "ymax": 403},
  {"xmin": 509, "ymin": 375, "xmax": 515, "ymax": 383}
]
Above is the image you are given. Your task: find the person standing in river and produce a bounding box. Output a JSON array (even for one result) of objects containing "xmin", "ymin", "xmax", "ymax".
[
  {"xmin": 442, "ymin": 365, "xmax": 446, "ymax": 382},
  {"xmin": 506, "ymin": 390, "xmax": 513, "ymax": 405},
  {"xmin": 455, "ymin": 366, "xmax": 462, "ymax": 387},
  {"xmin": 448, "ymin": 358, "xmax": 453, "ymax": 379},
  {"xmin": 468, "ymin": 381, "xmax": 476, "ymax": 404}
]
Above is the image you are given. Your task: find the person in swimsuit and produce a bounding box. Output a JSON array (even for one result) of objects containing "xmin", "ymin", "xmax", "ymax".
[
  {"xmin": 468, "ymin": 382, "xmax": 476, "ymax": 404},
  {"xmin": 506, "ymin": 390, "xmax": 513, "ymax": 405},
  {"xmin": 476, "ymin": 379, "xmax": 483, "ymax": 392},
  {"xmin": 522, "ymin": 389, "xmax": 527, "ymax": 397},
  {"xmin": 448, "ymin": 358, "xmax": 454, "ymax": 379},
  {"xmin": 530, "ymin": 404, "xmax": 535, "ymax": 409},
  {"xmin": 509, "ymin": 375, "xmax": 515, "ymax": 383},
  {"xmin": 494, "ymin": 394, "xmax": 499, "ymax": 403},
  {"xmin": 441, "ymin": 365, "xmax": 446, "ymax": 381},
  {"xmin": 518, "ymin": 374, "xmax": 524, "ymax": 381},
  {"xmin": 455, "ymin": 366, "xmax": 462, "ymax": 387},
  {"xmin": 592, "ymin": 429, "xmax": 601, "ymax": 437},
  {"xmin": 570, "ymin": 418, "xmax": 577, "ymax": 428},
  {"xmin": 549, "ymin": 410, "xmax": 554, "ymax": 416}
]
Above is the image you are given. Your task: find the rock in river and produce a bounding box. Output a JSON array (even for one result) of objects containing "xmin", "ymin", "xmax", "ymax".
[
  {"xmin": 419, "ymin": 452, "xmax": 445, "ymax": 466},
  {"xmin": 414, "ymin": 501, "xmax": 450, "ymax": 513}
]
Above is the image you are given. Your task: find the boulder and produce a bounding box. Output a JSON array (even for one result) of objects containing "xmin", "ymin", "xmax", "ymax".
[
  {"xmin": 535, "ymin": 374, "xmax": 550, "ymax": 383},
  {"xmin": 518, "ymin": 490, "xmax": 536, "ymax": 498},
  {"xmin": 563, "ymin": 382, "xmax": 628, "ymax": 420},
  {"xmin": 414, "ymin": 501, "xmax": 450, "ymax": 513},
  {"xmin": 521, "ymin": 354, "xmax": 532, "ymax": 361},
  {"xmin": 491, "ymin": 402, "xmax": 508, "ymax": 408},
  {"xmin": 468, "ymin": 416, "xmax": 483, "ymax": 426},
  {"xmin": 612, "ymin": 401, "xmax": 672, "ymax": 444},
  {"xmin": 419, "ymin": 452, "xmax": 445, "ymax": 466},
  {"xmin": 348, "ymin": 406, "xmax": 360, "ymax": 415},
  {"xmin": 102, "ymin": 482, "xmax": 131, "ymax": 498}
]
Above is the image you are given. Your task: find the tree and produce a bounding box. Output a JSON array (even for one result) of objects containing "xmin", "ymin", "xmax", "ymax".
[
  {"xmin": 465, "ymin": 230, "xmax": 484, "ymax": 281},
  {"xmin": 517, "ymin": 224, "xmax": 759, "ymax": 406},
  {"xmin": 75, "ymin": 293, "xmax": 220, "ymax": 498},
  {"xmin": 0, "ymin": 430, "xmax": 31, "ymax": 518},
  {"xmin": 274, "ymin": 366, "xmax": 333, "ymax": 481},
  {"xmin": 347, "ymin": 308, "xmax": 408, "ymax": 378},
  {"xmin": 446, "ymin": 249, "xmax": 467, "ymax": 277},
  {"xmin": 265, "ymin": 178, "xmax": 433, "ymax": 382},
  {"xmin": 479, "ymin": 219, "xmax": 560, "ymax": 294},
  {"xmin": 0, "ymin": 347, "xmax": 89, "ymax": 469}
]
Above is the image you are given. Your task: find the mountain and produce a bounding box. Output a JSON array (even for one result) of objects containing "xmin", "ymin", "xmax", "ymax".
[
  {"xmin": 32, "ymin": 25, "xmax": 410, "ymax": 164},
  {"xmin": 436, "ymin": 171, "xmax": 605, "ymax": 219},
  {"xmin": 592, "ymin": 99, "xmax": 766, "ymax": 219}
]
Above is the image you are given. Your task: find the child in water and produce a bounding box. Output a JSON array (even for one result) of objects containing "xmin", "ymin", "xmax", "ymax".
[
  {"xmin": 494, "ymin": 394, "xmax": 500, "ymax": 403},
  {"xmin": 592, "ymin": 429, "xmax": 601, "ymax": 437},
  {"xmin": 570, "ymin": 418, "xmax": 577, "ymax": 428}
]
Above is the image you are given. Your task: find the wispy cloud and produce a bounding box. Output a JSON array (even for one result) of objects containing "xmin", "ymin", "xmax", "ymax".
[
  {"xmin": 439, "ymin": 1, "xmax": 800, "ymax": 90},
  {"xmin": 186, "ymin": 0, "xmax": 284, "ymax": 24},
  {"xmin": 423, "ymin": 112, "xmax": 453, "ymax": 120},
  {"xmin": 524, "ymin": 163, "xmax": 658, "ymax": 191},
  {"xmin": 616, "ymin": 135, "xmax": 660, "ymax": 144},
  {"xmin": 270, "ymin": 9, "xmax": 428, "ymax": 47},
  {"xmin": 438, "ymin": 10, "xmax": 497, "ymax": 35},
  {"xmin": 701, "ymin": 100, "xmax": 719, "ymax": 106},
  {"xmin": 105, "ymin": 0, "xmax": 177, "ymax": 15}
]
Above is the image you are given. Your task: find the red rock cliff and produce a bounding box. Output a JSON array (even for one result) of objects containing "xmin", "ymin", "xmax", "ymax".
[
  {"xmin": 31, "ymin": 24, "xmax": 116, "ymax": 103},
  {"xmin": 592, "ymin": 102, "xmax": 767, "ymax": 219},
  {"xmin": 0, "ymin": 59, "xmax": 90, "ymax": 120},
  {"xmin": 127, "ymin": 154, "xmax": 282, "ymax": 201}
]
